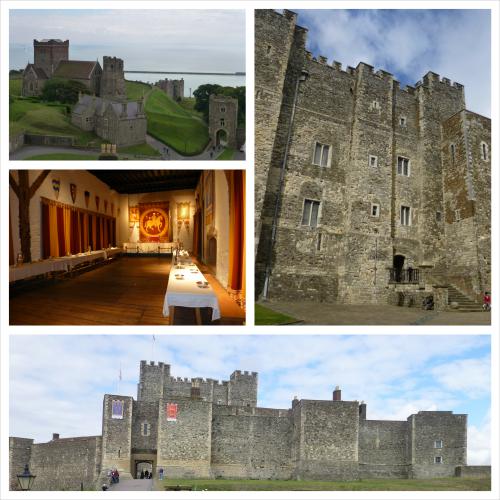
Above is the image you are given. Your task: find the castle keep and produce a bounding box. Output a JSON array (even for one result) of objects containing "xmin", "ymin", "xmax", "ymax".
[
  {"xmin": 10, "ymin": 360, "xmax": 470, "ymax": 490},
  {"xmin": 254, "ymin": 10, "xmax": 491, "ymax": 308}
]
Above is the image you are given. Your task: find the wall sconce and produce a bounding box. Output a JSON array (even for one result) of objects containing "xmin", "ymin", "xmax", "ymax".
[{"xmin": 177, "ymin": 202, "xmax": 190, "ymax": 232}]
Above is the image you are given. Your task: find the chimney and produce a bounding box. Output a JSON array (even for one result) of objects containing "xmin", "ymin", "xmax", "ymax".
[
  {"xmin": 333, "ymin": 386, "xmax": 341, "ymax": 401},
  {"xmin": 52, "ymin": 433, "xmax": 60, "ymax": 440},
  {"xmin": 359, "ymin": 401, "xmax": 367, "ymax": 420}
]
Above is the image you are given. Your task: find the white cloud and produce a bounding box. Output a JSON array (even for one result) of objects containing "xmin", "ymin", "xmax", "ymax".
[{"xmin": 297, "ymin": 9, "xmax": 491, "ymax": 116}]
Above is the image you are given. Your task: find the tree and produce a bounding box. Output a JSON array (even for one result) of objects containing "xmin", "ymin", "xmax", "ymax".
[
  {"xmin": 193, "ymin": 84, "xmax": 222, "ymax": 121},
  {"xmin": 41, "ymin": 78, "xmax": 90, "ymax": 104}
]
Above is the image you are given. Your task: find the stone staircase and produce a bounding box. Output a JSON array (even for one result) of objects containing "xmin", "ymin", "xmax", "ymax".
[{"xmin": 447, "ymin": 285, "xmax": 483, "ymax": 312}]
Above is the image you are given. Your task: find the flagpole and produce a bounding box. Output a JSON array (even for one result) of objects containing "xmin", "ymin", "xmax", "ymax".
[{"xmin": 118, "ymin": 362, "xmax": 122, "ymax": 394}]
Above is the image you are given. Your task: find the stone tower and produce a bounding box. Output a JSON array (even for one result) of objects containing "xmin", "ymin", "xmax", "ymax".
[
  {"xmin": 33, "ymin": 38, "xmax": 69, "ymax": 77},
  {"xmin": 254, "ymin": 9, "xmax": 490, "ymax": 306},
  {"xmin": 209, "ymin": 95, "xmax": 238, "ymax": 149},
  {"xmin": 100, "ymin": 56, "xmax": 126, "ymax": 99}
]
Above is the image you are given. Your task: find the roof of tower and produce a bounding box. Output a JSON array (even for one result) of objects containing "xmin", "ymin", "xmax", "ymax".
[{"xmin": 53, "ymin": 60, "xmax": 101, "ymax": 80}]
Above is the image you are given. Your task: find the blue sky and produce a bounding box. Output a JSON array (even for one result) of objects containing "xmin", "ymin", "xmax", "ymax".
[
  {"xmin": 9, "ymin": 9, "xmax": 245, "ymax": 73},
  {"xmin": 296, "ymin": 9, "xmax": 491, "ymax": 117},
  {"xmin": 10, "ymin": 335, "xmax": 491, "ymax": 465}
]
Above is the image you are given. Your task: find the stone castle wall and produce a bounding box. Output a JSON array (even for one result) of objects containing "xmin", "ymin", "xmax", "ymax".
[
  {"xmin": 33, "ymin": 39, "xmax": 69, "ymax": 78},
  {"xmin": 11, "ymin": 436, "xmax": 102, "ymax": 491},
  {"xmin": 10, "ymin": 361, "xmax": 474, "ymax": 489}
]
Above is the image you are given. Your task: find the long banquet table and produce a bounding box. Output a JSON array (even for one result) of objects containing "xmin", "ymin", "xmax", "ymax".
[
  {"xmin": 162, "ymin": 258, "xmax": 221, "ymax": 324},
  {"xmin": 9, "ymin": 248, "xmax": 121, "ymax": 283}
]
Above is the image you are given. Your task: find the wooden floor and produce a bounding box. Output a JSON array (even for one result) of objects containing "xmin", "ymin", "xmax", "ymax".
[{"xmin": 9, "ymin": 256, "xmax": 245, "ymax": 326}]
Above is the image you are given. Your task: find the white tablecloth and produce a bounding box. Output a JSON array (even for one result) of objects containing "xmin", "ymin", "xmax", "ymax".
[
  {"xmin": 9, "ymin": 250, "xmax": 111, "ymax": 282},
  {"xmin": 162, "ymin": 263, "xmax": 221, "ymax": 321},
  {"xmin": 124, "ymin": 242, "xmax": 174, "ymax": 253}
]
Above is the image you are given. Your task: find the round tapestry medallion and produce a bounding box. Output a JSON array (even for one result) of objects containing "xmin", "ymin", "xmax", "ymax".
[{"xmin": 140, "ymin": 208, "xmax": 168, "ymax": 239}]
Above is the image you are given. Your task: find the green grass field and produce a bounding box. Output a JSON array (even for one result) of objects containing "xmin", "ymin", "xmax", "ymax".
[
  {"xmin": 9, "ymin": 98, "xmax": 99, "ymax": 145},
  {"xmin": 119, "ymin": 142, "xmax": 161, "ymax": 157},
  {"xmin": 10, "ymin": 77, "xmax": 22, "ymax": 96},
  {"xmin": 178, "ymin": 97, "xmax": 205, "ymax": 119},
  {"xmin": 153, "ymin": 477, "xmax": 490, "ymax": 491},
  {"xmin": 125, "ymin": 80, "xmax": 151, "ymax": 100},
  {"xmin": 255, "ymin": 304, "xmax": 298, "ymax": 325},
  {"xmin": 24, "ymin": 153, "xmax": 99, "ymax": 160},
  {"xmin": 217, "ymin": 148, "xmax": 235, "ymax": 160},
  {"xmin": 145, "ymin": 88, "xmax": 209, "ymax": 155}
]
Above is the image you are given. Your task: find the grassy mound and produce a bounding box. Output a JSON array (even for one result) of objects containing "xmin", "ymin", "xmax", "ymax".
[
  {"xmin": 145, "ymin": 88, "xmax": 209, "ymax": 156},
  {"xmin": 125, "ymin": 80, "xmax": 151, "ymax": 101},
  {"xmin": 9, "ymin": 98, "xmax": 99, "ymax": 145}
]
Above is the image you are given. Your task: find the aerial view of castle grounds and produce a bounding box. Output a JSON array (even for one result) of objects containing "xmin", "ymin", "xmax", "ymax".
[{"xmin": 9, "ymin": 9, "xmax": 246, "ymax": 161}]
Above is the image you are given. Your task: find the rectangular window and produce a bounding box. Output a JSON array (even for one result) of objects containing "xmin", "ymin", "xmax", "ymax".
[
  {"xmin": 436, "ymin": 211, "xmax": 442, "ymax": 222},
  {"xmin": 142, "ymin": 422, "xmax": 150, "ymax": 436},
  {"xmin": 400, "ymin": 206, "xmax": 411, "ymax": 226},
  {"xmin": 302, "ymin": 199, "xmax": 320, "ymax": 227},
  {"xmin": 397, "ymin": 157, "xmax": 410, "ymax": 176},
  {"xmin": 220, "ymin": 118, "xmax": 225, "ymax": 127},
  {"xmin": 481, "ymin": 142, "xmax": 489, "ymax": 161},
  {"xmin": 371, "ymin": 203, "xmax": 380, "ymax": 217},
  {"xmin": 313, "ymin": 142, "xmax": 330, "ymax": 167},
  {"xmin": 434, "ymin": 456, "xmax": 443, "ymax": 464},
  {"xmin": 369, "ymin": 155, "xmax": 378, "ymax": 168},
  {"xmin": 455, "ymin": 209, "xmax": 461, "ymax": 222},
  {"xmin": 434, "ymin": 440, "xmax": 443, "ymax": 449},
  {"xmin": 450, "ymin": 143, "xmax": 456, "ymax": 163},
  {"xmin": 400, "ymin": 116, "xmax": 407, "ymax": 126}
]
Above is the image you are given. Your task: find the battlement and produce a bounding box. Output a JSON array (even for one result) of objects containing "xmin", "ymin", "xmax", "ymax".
[
  {"xmin": 302, "ymin": 49, "xmax": 464, "ymax": 97},
  {"xmin": 102, "ymin": 55, "xmax": 123, "ymax": 69},
  {"xmin": 34, "ymin": 38, "xmax": 69, "ymax": 46},
  {"xmin": 417, "ymin": 71, "xmax": 464, "ymax": 90},
  {"xmin": 230, "ymin": 369, "xmax": 258, "ymax": 380}
]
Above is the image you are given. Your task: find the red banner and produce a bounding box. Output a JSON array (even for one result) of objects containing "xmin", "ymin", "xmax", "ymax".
[{"xmin": 166, "ymin": 403, "xmax": 177, "ymax": 421}]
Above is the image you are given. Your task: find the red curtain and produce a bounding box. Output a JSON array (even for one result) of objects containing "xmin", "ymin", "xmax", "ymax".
[
  {"xmin": 40, "ymin": 198, "xmax": 116, "ymax": 258},
  {"xmin": 228, "ymin": 171, "xmax": 245, "ymax": 293}
]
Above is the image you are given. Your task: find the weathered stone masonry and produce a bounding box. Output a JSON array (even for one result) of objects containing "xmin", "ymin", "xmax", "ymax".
[
  {"xmin": 254, "ymin": 10, "xmax": 491, "ymax": 306},
  {"xmin": 10, "ymin": 360, "xmax": 475, "ymax": 489}
]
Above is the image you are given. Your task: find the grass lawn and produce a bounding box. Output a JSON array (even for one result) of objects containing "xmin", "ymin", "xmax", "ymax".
[
  {"xmin": 153, "ymin": 477, "xmax": 490, "ymax": 491},
  {"xmin": 217, "ymin": 148, "xmax": 235, "ymax": 160},
  {"xmin": 24, "ymin": 153, "xmax": 99, "ymax": 160},
  {"xmin": 255, "ymin": 303, "xmax": 298, "ymax": 325},
  {"xmin": 119, "ymin": 142, "xmax": 161, "ymax": 157},
  {"xmin": 9, "ymin": 97, "xmax": 99, "ymax": 145},
  {"xmin": 10, "ymin": 77, "xmax": 22, "ymax": 96},
  {"xmin": 178, "ymin": 97, "xmax": 205, "ymax": 119},
  {"xmin": 125, "ymin": 80, "xmax": 151, "ymax": 100},
  {"xmin": 145, "ymin": 88, "xmax": 209, "ymax": 155}
]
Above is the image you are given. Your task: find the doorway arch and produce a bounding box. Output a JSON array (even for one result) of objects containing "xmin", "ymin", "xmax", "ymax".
[
  {"xmin": 216, "ymin": 129, "xmax": 228, "ymax": 147},
  {"xmin": 393, "ymin": 254, "xmax": 405, "ymax": 283},
  {"xmin": 135, "ymin": 460, "xmax": 153, "ymax": 479}
]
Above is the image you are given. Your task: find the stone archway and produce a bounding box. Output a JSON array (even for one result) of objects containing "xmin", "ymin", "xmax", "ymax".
[
  {"xmin": 216, "ymin": 129, "xmax": 228, "ymax": 147},
  {"xmin": 135, "ymin": 460, "xmax": 153, "ymax": 479}
]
